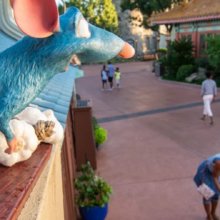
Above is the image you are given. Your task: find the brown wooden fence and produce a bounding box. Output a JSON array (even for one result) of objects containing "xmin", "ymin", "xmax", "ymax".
[{"xmin": 61, "ymin": 98, "xmax": 97, "ymax": 220}]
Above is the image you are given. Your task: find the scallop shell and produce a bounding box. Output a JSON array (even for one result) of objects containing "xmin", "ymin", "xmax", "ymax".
[{"xmin": 34, "ymin": 120, "xmax": 55, "ymax": 141}]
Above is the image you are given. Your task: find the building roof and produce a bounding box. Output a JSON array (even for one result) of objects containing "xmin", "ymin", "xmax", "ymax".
[
  {"xmin": 151, "ymin": 0, "xmax": 220, "ymax": 25},
  {"xmin": 0, "ymin": 31, "xmax": 83, "ymax": 127},
  {"xmin": 0, "ymin": 31, "xmax": 15, "ymax": 51}
]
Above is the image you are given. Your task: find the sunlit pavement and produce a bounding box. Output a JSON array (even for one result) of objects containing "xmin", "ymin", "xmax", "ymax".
[{"xmin": 76, "ymin": 61, "xmax": 220, "ymax": 220}]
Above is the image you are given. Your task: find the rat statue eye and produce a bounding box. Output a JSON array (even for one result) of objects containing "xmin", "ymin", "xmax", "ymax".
[{"xmin": 76, "ymin": 17, "xmax": 91, "ymax": 38}]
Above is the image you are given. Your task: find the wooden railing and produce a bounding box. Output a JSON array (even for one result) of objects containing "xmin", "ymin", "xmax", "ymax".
[
  {"xmin": 61, "ymin": 101, "xmax": 78, "ymax": 220},
  {"xmin": 0, "ymin": 96, "xmax": 97, "ymax": 220},
  {"xmin": 0, "ymin": 144, "xmax": 52, "ymax": 220}
]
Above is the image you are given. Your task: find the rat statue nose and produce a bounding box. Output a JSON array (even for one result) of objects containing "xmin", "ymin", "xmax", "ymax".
[{"xmin": 118, "ymin": 42, "xmax": 135, "ymax": 59}]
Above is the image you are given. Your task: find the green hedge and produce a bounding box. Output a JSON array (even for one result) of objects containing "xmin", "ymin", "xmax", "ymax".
[
  {"xmin": 176, "ymin": 64, "xmax": 194, "ymax": 81},
  {"xmin": 161, "ymin": 36, "xmax": 195, "ymax": 78}
]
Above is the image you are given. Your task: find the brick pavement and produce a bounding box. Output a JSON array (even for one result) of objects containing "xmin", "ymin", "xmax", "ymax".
[{"xmin": 76, "ymin": 62, "xmax": 220, "ymax": 220}]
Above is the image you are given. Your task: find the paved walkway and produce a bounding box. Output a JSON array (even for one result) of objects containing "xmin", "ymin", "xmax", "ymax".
[{"xmin": 76, "ymin": 62, "xmax": 220, "ymax": 220}]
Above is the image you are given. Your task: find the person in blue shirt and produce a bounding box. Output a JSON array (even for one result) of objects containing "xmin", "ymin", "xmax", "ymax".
[
  {"xmin": 194, "ymin": 154, "xmax": 220, "ymax": 220},
  {"xmin": 107, "ymin": 62, "xmax": 115, "ymax": 90}
]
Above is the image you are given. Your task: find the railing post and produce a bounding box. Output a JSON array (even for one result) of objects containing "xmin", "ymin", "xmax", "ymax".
[{"xmin": 72, "ymin": 100, "xmax": 97, "ymax": 170}]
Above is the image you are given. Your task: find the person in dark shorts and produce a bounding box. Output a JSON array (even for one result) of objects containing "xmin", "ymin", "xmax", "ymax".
[{"xmin": 107, "ymin": 62, "xmax": 115, "ymax": 90}]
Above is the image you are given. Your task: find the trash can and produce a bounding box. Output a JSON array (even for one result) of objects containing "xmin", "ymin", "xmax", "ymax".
[{"xmin": 155, "ymin": 61, "xmax": 164, "ymax": 77}]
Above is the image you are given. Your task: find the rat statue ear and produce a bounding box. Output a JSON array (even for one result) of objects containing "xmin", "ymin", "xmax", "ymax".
[{"xmin": 10, "ymin": 0, "xmax": 59, "ymax": 38}]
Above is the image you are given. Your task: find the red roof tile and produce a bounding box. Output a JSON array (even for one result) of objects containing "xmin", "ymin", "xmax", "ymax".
[{"xmin": 151, "ymin": 0, "xmax": 220, "ymax": 24}]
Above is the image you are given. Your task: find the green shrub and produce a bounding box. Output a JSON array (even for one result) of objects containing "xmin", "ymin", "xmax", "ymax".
[
  {"xmin": 94, "ymin": 127, "xmax": 108, "ymax": 146},
  {"xmin": 176, "ymin": 65, "xmax": 194, "ymax": 81},
  {"xmin": 75, "ymin": 162, "xmax": 112, "ymax": 207},
  {"xmin": 92, "ymin": 116, "xmax": 108, "ymax": 147},
  {"xmin": 164, "ymin": 36, "xmax": 195, "ymax": 78},
  {"xmin": 108, "ymin": 56, "xmax": 140, "ymax": 64},
  {"xmin": 157, "ymin": 48, "xmax": 167, "ymax": 59},
  {"xmin": 206, "ymin": 35, "xmax": 220, "ymax": 75},
  {"xmin": 157, "ymin": 48, "xmax": 167, "ymax": 53},
  {"xmin": 92, "ymin": 116, "xmax": 99, "ymax": 130},
  {"xmin": 214, "ymin": 76, "xmax": 220, "ymax": 87},
  {"xmin": 195, "ymin": 57, "xmax": 209, "ymax": 69}
]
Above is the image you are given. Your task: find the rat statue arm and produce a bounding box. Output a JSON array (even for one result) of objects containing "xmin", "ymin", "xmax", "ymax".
[{"xmin": 0, "ymin": 0, "xmax": 135, "ymax": 154}]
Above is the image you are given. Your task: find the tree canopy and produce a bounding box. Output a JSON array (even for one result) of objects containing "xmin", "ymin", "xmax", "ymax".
[
  {"xmin": 206, "ymin": 36, "xmax": 220, "ymax": 74},
  {"xmin": 64, "ymin": 0, "xmax": 118, "ymax": 33},
  {"xmin": 121, "ymin": 0, "xmax": 184, "ymax": 17},
  {"xmin": 121, "ymin": 0, "xmax": 184, "ymax": 29}
]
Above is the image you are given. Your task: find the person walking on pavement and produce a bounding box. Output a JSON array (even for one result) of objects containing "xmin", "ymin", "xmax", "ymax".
[
  {"xmin": 107, "ymin": 62, "xmax": 115, "ymax": 90},
  {"xmin": 201, "ymin": 71, "xmax": 217, "ymax": 125},
  {"xmin": 194, "ymin": 154, "xmax": 220, "ymax": 220},
  {"xmin": 101, "ymin": 65, "xmax": 108, "ymax": 90},
  {"xmin": 114, "ymin": 67, "xmax": 121, "ymax": 88}
]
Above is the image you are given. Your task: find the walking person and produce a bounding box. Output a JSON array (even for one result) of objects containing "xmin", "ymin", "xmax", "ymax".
[
  {"xmin": 194, "ymin": 154, "xmax": 220, "ymax": 220},
  {"xmin": 114, "ymin": 67, "xmax": 121, "ymax": 88},
  {"xmin": 107, "ymin": 62, "xmax": 115, "ymax": 90},
  {"xmin": 101, "ymin": 65, "xmax": 108, "ymax": 90},
  {"xmin": 201, "ymin": 71, "xmax": 217, "ymax": 125}
]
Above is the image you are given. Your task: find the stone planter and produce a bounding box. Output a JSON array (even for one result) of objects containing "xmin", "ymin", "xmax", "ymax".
[{"xmin": 198, "ymin": 67, "xmax": 206, "ymax": 79}]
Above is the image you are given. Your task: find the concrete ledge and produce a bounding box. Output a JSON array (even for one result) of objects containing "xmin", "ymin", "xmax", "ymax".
[{"xmin": 18, "ymin": 142, "xmax": 65, "ymax": 220}]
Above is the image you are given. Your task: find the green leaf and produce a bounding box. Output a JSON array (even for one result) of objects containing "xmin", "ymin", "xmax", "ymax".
[
  {"xmin": 67, "ymin": 0, "xmax": 118, "ymax": 33},
  {"xmin": 74, "ymin": 162, "xmax": 112, "ymax": 207}
]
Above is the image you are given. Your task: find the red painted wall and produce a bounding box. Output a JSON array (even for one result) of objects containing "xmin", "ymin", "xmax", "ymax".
[{"xmin": 176, "ymin": 28, "xmax": 220, "ymax": 57}]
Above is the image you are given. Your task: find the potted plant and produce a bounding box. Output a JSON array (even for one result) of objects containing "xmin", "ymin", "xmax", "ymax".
[{"xmin": 75, "ymin": 162, "xmax": 112, "ymax": 220}]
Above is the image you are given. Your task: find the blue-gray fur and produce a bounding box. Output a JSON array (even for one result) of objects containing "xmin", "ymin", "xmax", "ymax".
[{"xmin": 0, "ymin": 7, "xmax": 124, "ymax": 141}]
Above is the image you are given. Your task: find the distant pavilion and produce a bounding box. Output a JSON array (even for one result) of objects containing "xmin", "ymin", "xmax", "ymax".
[{"xmin": 151, "ymin": 0, "xmax": 220, "ymax": 57}]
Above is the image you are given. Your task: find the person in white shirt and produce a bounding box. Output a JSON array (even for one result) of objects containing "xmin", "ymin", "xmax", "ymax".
[
  {"xmin": 201, "ymin": 71, "xmax": 217, "ymax": 125},
  {"xmin": 101, "ymin": 65, "xmax": 108, "ymax": 90}
]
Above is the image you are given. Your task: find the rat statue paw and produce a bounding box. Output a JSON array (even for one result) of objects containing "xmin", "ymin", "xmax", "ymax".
[
  {"xmin": 5, "ymin": 137, "xmax": 25, "ymax": 154},
  {"xmin": 5, "ymin": 138, "xmax": 18, "ymax": 154}
]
